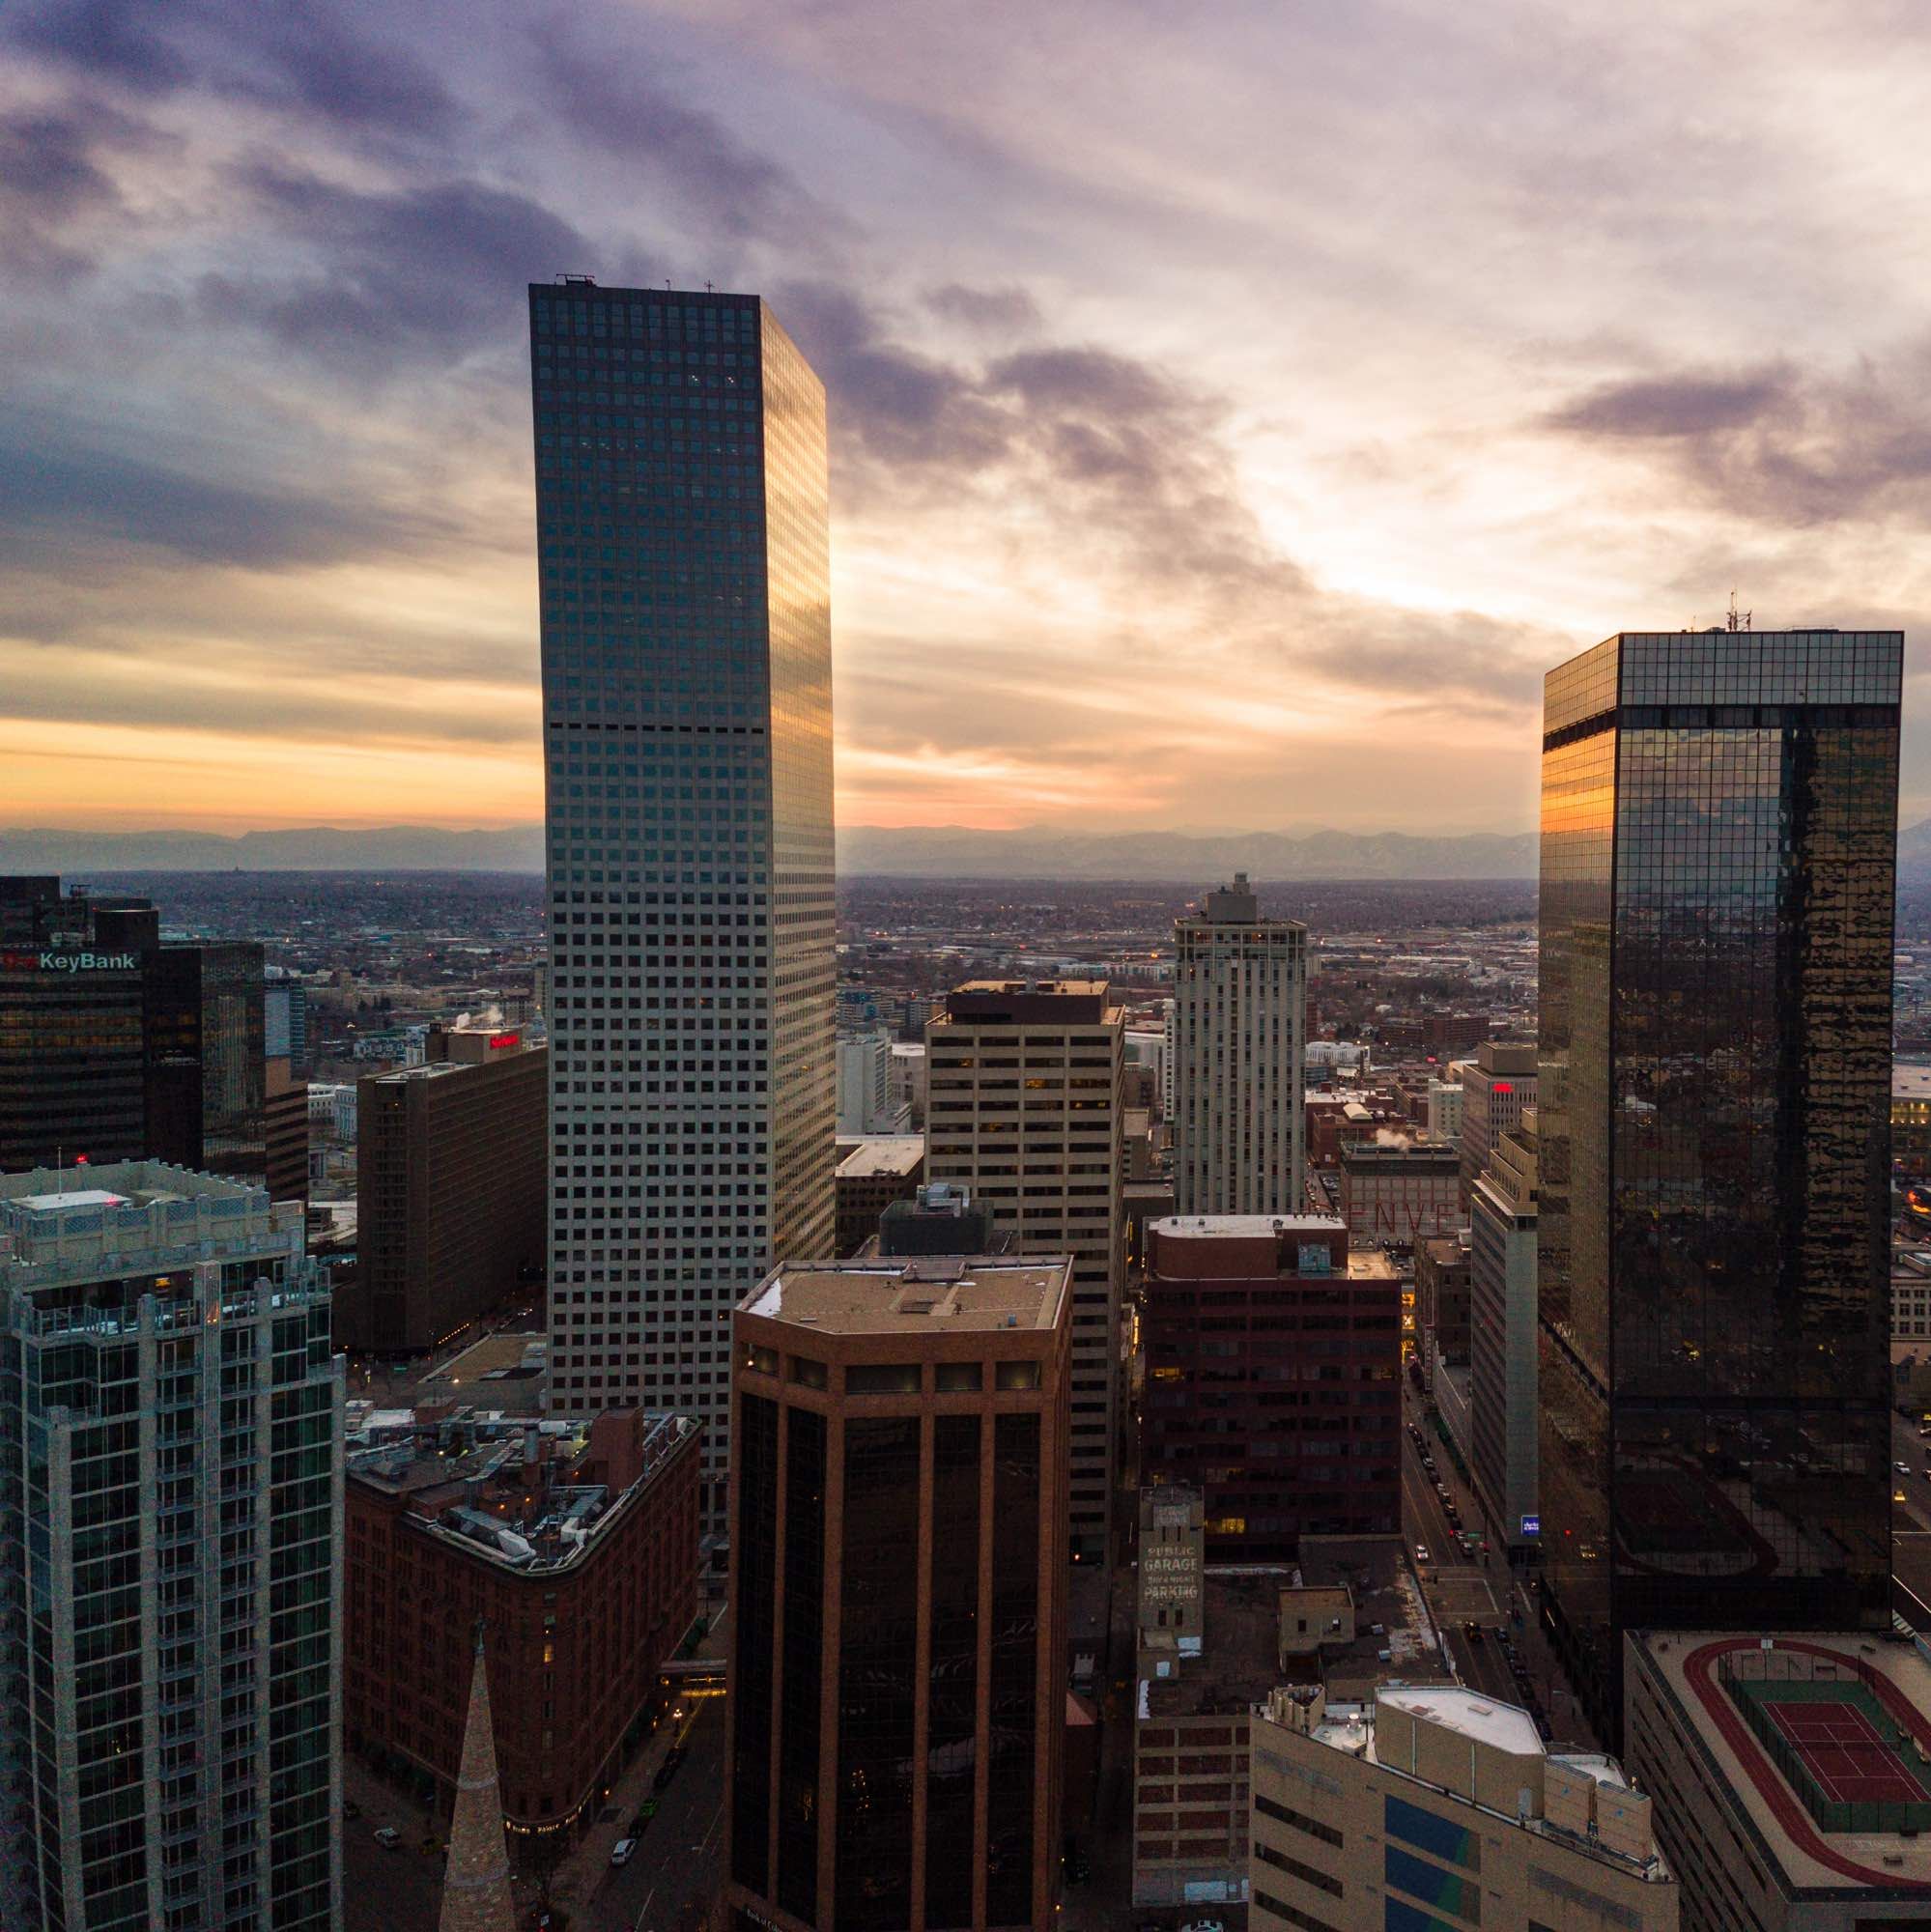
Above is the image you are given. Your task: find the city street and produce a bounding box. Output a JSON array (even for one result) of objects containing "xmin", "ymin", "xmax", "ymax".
[
  {"xmin": 589, "ymin": 1691, "xmax": 725, "ymax": 1932},
  {"xmin": 1399, "ymin": 1386, "xmax": 1597, "ymax": 1747}
]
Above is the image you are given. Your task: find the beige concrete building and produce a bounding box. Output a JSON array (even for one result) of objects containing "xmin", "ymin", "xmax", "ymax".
[
  {"xmin": 1625, "ymin": 1631, "xmax": 1931, "ymax": 1932},
  {"xmin": 926, "ymin": 980, "xmax": 1123, "ymax": 1565},
  {"xmin": 1457, "ymin": 1039, "xmax": 1536, "ymax": 1208},
  {"xmin": 1172, "ymin": 873, "xmax": 1307, "ymax": 1218},
  {"xmin": 1251, "ymin": 1682, "xmax": 1676, "ymax": 1932}
]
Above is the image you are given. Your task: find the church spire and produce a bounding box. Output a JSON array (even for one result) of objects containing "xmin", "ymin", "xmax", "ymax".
[{"xmin": 438, "ymin": 1625, "xmax": 517, "ymax": 1932}]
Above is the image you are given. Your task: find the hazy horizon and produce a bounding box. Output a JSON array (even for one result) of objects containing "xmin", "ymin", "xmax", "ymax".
[{"xmin": 6, "ymin": 3, "xmax": 1931, "ymax": 836}]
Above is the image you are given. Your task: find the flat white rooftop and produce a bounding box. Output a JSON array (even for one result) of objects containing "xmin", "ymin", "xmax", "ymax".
[
  {"xmin": 1150, "ymin": 1214, "xmax": 1346, "ymax": 1238},
  {"xmin": 14, "ymin": 1189, "xmax": 130, "ymax": 1211},
  {"xmin": 1376, "ymin": 1684, "xmax": 1544, "ymax": 1756}
]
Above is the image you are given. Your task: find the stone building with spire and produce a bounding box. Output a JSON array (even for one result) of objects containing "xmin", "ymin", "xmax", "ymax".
[{"xmin": 440, "ymin": 1637, "xmax": 516, "ymax": 1932}]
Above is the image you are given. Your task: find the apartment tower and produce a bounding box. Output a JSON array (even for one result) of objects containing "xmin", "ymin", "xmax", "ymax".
[
  {"xmin": 726, "ymin": 1254, "xmax": 1071, "ymax": 1932},
  {"xmin": 0, "ymin": 1163, "xmax": 342, "ymax": 1932},
  {"xmin": 529, "ymin": 280, "xmax": 836, "ymax": 1534},
  {"xmin": 1538, "ymin": 629, "xmax": 1900, "ymax": 1742},
  {"xmin": 1171, "ymin": 873, "xmax": 1306, "ymax": 1216},
  {"xmin": 925, "ymin": 980, "xmax": 1123, "ymax": 1563}
]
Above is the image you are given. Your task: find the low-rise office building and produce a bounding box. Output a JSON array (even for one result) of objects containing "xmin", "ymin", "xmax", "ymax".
[
  {"xmin": 832, "ymin": 1132, "xmax": 924, "ymax": 1255},
  {"xmin": 1251, "ymin": 1681, "xmax": 1676, "ymax": 1932},
  {"xmin": 1337, "ymin": 1139, "xmax": 1462, "ymax": 1247}
]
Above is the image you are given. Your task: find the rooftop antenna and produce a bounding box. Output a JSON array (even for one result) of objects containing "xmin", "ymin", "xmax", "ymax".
[{"xmin": 1727, "ymin": 589, "xmax": 1751, "ymax": 633}]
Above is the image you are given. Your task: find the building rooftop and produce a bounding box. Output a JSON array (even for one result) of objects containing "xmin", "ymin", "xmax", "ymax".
[
  {"xmin": 1630, "ymin": 1630, "xmax": 1931, "ymax": 1893},
  {"xmin": 347, "ymin": 1406, "xmax": 696, "ymax": 1576},
  {"xmin": 1339, "ymin": 1137, "xmax": 1460, "ymax": 1167},
  {"xmin": 1896, "ymin": 1065, "xmax": 1931, "ymax": 1100},
  {"xmin": 1150, "ymin": 1213, "xmax": 1346, "ymax": 1240},
  {"xmin": 0, "ymin": 1160, "xmax": 295, "ymax": 1297},
  {"xmin": 938, "ymin": 979, "xmax": 1118, "ymax": 1025},
  {"xmin": 834, "ymin": 1135, "xmax": 926, "ymax": 1179},
  {"xmin": 741, "ymin": 1255, "xmax": 1069, "ymax": 1333},
  {"xmin": 1372, "ymin": 1683, "xmax": 1543, "ymax": 1755},
  {"xmin": 1274, "ymin": 1680, "xmax": 1666, "ymax": 1879},
  {"xmin": 1142, "ymin": 1571, "xmax": 1293, "ymax": 1720}
]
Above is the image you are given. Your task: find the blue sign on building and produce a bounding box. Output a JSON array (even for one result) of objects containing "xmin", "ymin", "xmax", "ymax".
[{"xmin": 1520, "ymin": 1514, "xmax": 1540, "ymax": 1537}]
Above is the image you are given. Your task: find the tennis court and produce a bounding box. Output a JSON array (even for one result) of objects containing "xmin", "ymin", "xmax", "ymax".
[
  {"xmin": 1719, "ymin": 1651, "xmax": 1931, "ymax": 1831},
  {"xmin": 1760, "ymin": 1692, "xmax": 1931, "ymax": 1808}
]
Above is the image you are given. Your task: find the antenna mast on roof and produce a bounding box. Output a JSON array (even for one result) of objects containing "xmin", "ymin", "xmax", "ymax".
[{"xmin": 1727, "ymin": 589, "xmax": 1751, "ymax": 633}]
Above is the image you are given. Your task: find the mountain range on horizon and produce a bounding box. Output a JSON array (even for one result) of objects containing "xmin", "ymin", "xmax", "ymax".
[{"xmin": 10, "ymin": 819, "xmax": 1931, "ymax": 881}]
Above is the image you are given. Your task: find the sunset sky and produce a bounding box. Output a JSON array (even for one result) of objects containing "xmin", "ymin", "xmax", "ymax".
[{"xmin": 6, "ymin": 0, "xmax": 1931, "ymax": 837}]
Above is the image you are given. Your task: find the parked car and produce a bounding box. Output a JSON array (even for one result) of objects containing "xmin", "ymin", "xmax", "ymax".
[
  {"xmin": 373, "ymin": 1827, "xmax": 401, "ymax": 1851},
  {"xmin": 1414, "ymin": 1544, "xmax": 1432, "ymax": 1564},
  {"xmin": 611, "ymin": 1837, "xmax": 638, "ymax": 1867}
]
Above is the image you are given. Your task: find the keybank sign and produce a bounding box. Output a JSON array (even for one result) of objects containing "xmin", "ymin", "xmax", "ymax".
[{"xmin": 0, "ymin": 951, "xmax": 139, "ymax": 973}]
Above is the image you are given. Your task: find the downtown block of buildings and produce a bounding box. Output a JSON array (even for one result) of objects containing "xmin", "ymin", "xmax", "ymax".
[{"xmin": 6, "ymin": 249, "xmax": 1928, "ymax": 1932}]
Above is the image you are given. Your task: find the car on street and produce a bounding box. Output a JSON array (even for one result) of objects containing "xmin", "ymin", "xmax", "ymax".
[
  {"xmin": 1462, "ymin": 1620, "xmax": 1484, "ymax": 1642},
  {"xmin": 611, "ymin": 1837, "xmax": 638, "ymax": 1867},
  {"xmin": 653, "ymin": 1746, "xmax": 688, "ymax": 1793},
  {"xmin": 1414, "ymin": 1544, "xmax": 1431, "ymax": 1564},
  {"xmin": 373, "ymin": 1827, "xmax": 401, "ymax": 1851},
  {"xmin": 1897, "ymin": 1462, "xmax": 1913, "ymax": 1474}
]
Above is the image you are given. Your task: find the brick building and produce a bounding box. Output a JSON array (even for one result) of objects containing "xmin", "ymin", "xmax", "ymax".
[
  {"xmin": 345, "ymin": 1025, "xmax": 546, "ymax": 1351},
  {"xmin": 1337, "ymin": 1137, "xmax": 1462, "ymax": 1246},
  {"xmin": 1415, "ymin": 1231, "xmax": 1471, "ymax": 1378},
  {"xmin": 832, "ymin": 1133, "xmax": 924, "ymax": 1255},
  {"xmin": 344, "ymin": 1406, "xmax": 700, "ymax": 1835},
  {"xmin": 1142, "ymin": 1215, "xmax": 1402, "ymax": 1562}
]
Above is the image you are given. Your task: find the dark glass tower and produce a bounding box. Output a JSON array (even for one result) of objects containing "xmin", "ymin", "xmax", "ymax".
[
  {"xmin": 529, "ymin": 281, "xmax": 836, "ymax": 1536},
  {"xmin": 1538, "ymin": 630, "xmax": 1901, "ymax": 1742}
]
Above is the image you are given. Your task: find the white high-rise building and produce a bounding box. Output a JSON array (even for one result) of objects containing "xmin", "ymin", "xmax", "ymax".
[
  {"xmin": 836, "ymin": 1027, "xmax": 905, "ymax": 1134},
  {"xmin": 1171, "ymin": 873, "xmax": 1306, "ymax": 1215},
  {"xmin": 531, "ymin": 280, "xmax": 836, "ymax": 1536}
]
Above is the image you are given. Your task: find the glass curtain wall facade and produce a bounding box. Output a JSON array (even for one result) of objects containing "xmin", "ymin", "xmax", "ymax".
[
  {"xmin": 530, "ymin": 281, "xmax": 836, "ymax": 1534},
  {"xmin": 0, "ymin": 1165, "xmax": 341, "ymax": 1932},
  {"xmin": 1538, "ymin": 631, "xmax": 1900, "ymax": 1742}
]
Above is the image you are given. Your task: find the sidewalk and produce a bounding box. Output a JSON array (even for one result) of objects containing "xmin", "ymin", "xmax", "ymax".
[{"xmin": 545, "ymin": 1603, "xmax": 732, "ymax": 1926}]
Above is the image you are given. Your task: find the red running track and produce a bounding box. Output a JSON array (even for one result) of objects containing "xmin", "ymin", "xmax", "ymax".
[{"xmin": 1682, "ymin": 1638, "xmax": 1931, "ymax": 1892}]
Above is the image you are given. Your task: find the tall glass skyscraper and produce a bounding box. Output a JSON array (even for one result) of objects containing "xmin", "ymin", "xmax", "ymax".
[
  {"xmin": 1537, "ymin": 630, "xmax": 1901, "ymax": 1741},
  {"xmin": 528, "ymin": 281, "xmax": 836, "ymax": 1534}
]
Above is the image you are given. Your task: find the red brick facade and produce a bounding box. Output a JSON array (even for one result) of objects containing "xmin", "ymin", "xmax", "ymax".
[
  {"xmin": 1142, "ymin": 1218, "xmax": 1402, "ymax": 1562},
  {"xmin": 345, "ymin": 1411, "xmax": 701, "ymax": 1833}
]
